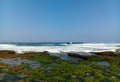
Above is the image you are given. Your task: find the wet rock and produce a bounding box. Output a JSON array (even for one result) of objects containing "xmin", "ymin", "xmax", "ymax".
[
  {"xmin": 61, "ymin": 70, "xmax": 66, "ymax": 73},
  {"xmin": 66, "ymin": 75, "xmax": 71, "ymax": 80},
  {"xmin": 51, "ymin": 62, "xmax": 57, "ymax": 65},
  {"xmin": 91, "ymin": 61, "xmax": 110, "ymax": 67},
  {"xmin": 0, "ymin": 73, "xmax": 5, "ymax": 80},
  {"xmin": 111, "ymin": 76, "xmax": 115, "ymax": 78},
  {"xmin": 44, "ymin": 67, "xmax": 52, "ymax": 71},
  {"xmin": 0, "ymin": 50, "xmax": 16, "ymax": 55},
  {"xmin": 115, "ymin": 74, "xmax": 120, "ymax": 79},
  {"xmin": 18, "ymin": 74, "xmax": 28, "ymax": 78},
  {"xmin": 42, "ymin": 51, "xmax": 50, "ymax": 55},
  {"xmin": 91, "ymin": 51, "xmax": 116, "ymax": 56},
  {"xmin": 2, "ymin": 74, "xmax": 20, "ymax": 81},
  {"xmin": 68, "ymin": 53, "xmax": 89, "ymax": 60},
  {"xmin": 86, "ymin": 73, "xmax": 94, "ymax": 78},
  {"xmin": 0, "ymin": 58, "xmax": 22, "ymax": 66},
  {"xmin": 0, "ymin": 58, "xmax": 41, "ymax": 67},
  {"xmin": 118, "ymin": 68, "xmax": 120, "ymax": 72},
  {"xmin": 1, "ymin": 68, "xmax": 8, "ymax": 71},
  {"xmin": 22, "ymin": 59, "xmax": 41, "ymax": 68},
  {"xmin": 71, "ymin": 75, "xmax": 77, "ymax": 78},
  {"xmin": 34, "ymin": 79, "xmax": 47, "ymax": 82}
]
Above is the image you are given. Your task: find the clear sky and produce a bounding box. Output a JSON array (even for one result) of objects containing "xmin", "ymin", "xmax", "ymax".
[{"xmin": 0, "ymin": 0, "xmax": 120, "ymax": 42}]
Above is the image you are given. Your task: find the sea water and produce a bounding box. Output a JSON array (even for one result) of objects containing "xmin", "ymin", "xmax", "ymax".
[{"xmin": 0, "ymin": 42, "xmax": 119, "ymax": 53}]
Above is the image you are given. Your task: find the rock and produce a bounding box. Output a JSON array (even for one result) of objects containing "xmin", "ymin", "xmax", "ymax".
[
  {"xmin": 115, "ymin": 74, "xmax": 120, "ymax": 79},
  {"xmin": 68, "ymin": 53, "xmax": 81, "ymax": 57},
  {"xmin": 91, "ymin": 51, "xmax": 116, "ymax": 56},
  {"xmin": 111, "ymin": 76, "xmax": 115, "ymax": 78},
  {"xmin": 67, "ymin": 53, "xmax": 89, "ymax": 60},
  {"xmin": 72, "ymin": 75, "xmax": 77, "ymax": 78},
  {"xmin": 61, "ymin": 70, "xmax": 66, "ymax": 73},
  {"xmin": 91, "ymin": 61, "xmax": 110, "ymax": 67},
  {"xmin": 34, "ymin": 79, "xmax": 47, "ymax": 82},
  {"xmin": 41, "ymin": 51, "xmax": 49, "ymax": 55},
  {"xmin": 44, "ymin": 67, "xmax": 52, "ymax": 71},
  {"xmin": 0, "ymin": 50, "xmax": 16, "ymax": 55}
]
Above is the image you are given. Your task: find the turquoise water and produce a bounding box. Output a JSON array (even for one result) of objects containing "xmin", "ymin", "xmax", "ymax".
[{"xmin": 0, "ymin": 42, "xmax": 83, "ymax": 46}]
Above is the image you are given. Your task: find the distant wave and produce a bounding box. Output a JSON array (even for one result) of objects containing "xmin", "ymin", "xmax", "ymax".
[
  {"xmin": 0, "ymin": 42, "xmax": 120, "ymax": 53},
  {"xmin": 0, "ymin": 42, "xmax": 83, "ymax": 46}
]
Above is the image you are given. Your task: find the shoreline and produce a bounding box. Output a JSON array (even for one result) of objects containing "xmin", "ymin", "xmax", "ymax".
[
  {"xmin": 0, "ymin": 50, "xmax": 120, "ymax": 81},
  {"xmin": 0, "ymin": 49, "xmax": 120, "ymax": 60}
]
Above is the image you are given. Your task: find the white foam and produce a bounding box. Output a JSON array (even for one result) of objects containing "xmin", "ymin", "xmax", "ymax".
[
  {"xmin": 0, "ymin": 44, "xmax": 16, "ymax": 47},
  {"xmin": 0, "ymin": 43, "xmax": 120, "ymax": 53}
]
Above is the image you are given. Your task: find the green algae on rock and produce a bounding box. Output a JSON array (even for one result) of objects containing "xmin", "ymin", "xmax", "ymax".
[{"xmin": 0, "ymin": 50, "xmax": 120, "ymax": 82}]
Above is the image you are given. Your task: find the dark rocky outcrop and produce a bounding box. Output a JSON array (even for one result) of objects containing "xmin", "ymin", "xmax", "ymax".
[
  {"xmin": 91, "ymin": 51, "xmax": 116, "ymax": 56},
  {"xmin": 67, "ymin": 53, "xmax": 90, "ymax": 60},
  {"xmin": 0, "ymin": 50, "xmax": 16, "ymax": 55},
  {"xmin": 22, "ymin": 51, "xmax": 50, "ymax": 55},
  {"xmin": 41, "ymin": 51, "xmax": 49, "ymax": 55},
  {"xmin": 0, "ymin": 50, "xmax": 50, "ymax": 58}
]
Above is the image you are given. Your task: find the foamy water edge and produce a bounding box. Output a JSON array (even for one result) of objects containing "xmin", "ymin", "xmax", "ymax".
[{"xmin": 0, "ymin": 43, "xmax": 120, "ymax": 53}]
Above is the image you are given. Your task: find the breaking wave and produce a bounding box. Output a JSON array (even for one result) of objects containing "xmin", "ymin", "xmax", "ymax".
[{"xmin": 0, "ymin": 42, "xmax": 120, "ymax": 53}]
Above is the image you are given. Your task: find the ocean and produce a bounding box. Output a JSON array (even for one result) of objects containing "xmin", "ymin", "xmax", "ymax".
[{"xmin": 0, "ymin": 42, "xmax": 120, "ymax": 53}]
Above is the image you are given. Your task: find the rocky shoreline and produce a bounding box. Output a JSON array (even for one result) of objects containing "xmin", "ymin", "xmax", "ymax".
[
  {"xmin": 0, "ymin": 50, "xmax": 120, "ymax": 82},
  {"xmin": 0, "ymin": 49, "xmax": 120, "ymax": 57}
]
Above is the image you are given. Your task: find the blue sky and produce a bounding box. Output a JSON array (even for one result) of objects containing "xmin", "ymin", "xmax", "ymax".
[{"xmin": 0, "ymin": 0, "xmax": 120, "ymax": 42}]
